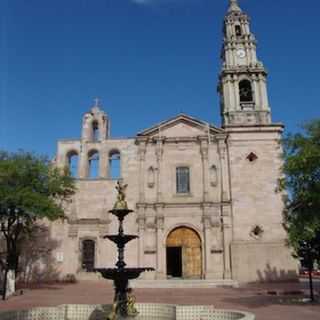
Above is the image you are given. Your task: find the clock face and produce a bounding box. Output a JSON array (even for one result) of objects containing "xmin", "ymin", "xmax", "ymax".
[{"xmin": 236, "ymin": 49, "xmax": 246, "ymax": 58}]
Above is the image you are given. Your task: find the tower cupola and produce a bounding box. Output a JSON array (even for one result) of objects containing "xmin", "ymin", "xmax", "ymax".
[
  {"xmin": 218, "ymin": 0, "xmax": 272, "ymax": 126},
  {"xmin": 81, "ymin": 99, "xmax": 110, "ymax": 141}
]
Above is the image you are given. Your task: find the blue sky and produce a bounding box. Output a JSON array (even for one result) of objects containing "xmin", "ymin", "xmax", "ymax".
[{"xmin": 0, "ymin": 0, "xmax": 319, "ymax": 158}]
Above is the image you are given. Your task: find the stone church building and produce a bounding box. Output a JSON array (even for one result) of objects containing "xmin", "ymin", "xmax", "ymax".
[{"xmin": 52, "ymin": 0, "xmax": 297, "ymax": 283}]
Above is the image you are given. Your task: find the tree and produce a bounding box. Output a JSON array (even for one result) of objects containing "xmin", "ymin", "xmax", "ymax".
[
  {"xmin": 282, "ymin": 119, "xmax": 320, "ymax": 301},
  {"xmin": 0, "ymin": 151, "xmax": 75, "ymax": 300}
]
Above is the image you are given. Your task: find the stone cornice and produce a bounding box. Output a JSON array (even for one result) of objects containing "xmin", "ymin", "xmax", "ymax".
[
  {"xmin": 136, "ymin": 201, "xmax": 231, "ymax": 209},
  {"xmin": 224, "ymin": 123, "xmax": 284, "ymax": 134},
  {"xmin": 220, "ymin": 66, "xmax": 267, "ymax": 77},
  {"xmin": 68, "ymin": 218, "xmax": 110, "ymax": 225}
]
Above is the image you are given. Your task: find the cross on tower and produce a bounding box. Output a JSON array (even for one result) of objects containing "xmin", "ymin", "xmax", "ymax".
[
  {"xmin": 94, "ymin": 98, "xmax": 101, "ymax": 107},
  {"xmin": 229, "ymin": 0, "xmax": 242, "ymax": 12}
]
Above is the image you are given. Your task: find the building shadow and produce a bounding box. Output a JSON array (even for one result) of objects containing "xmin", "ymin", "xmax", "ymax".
[
  {"xmin": 256, "ymin": 263, "xmax": 297, "ymax": 283},
  {"xmin": 16, "ymin": 225, "xmax": 62, "ymax": 287}
]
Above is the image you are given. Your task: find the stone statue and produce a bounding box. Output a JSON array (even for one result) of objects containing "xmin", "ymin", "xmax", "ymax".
[
  {"xmin": 126, "ymin": 288, "xmax": 139, "ymax": 317},
  {"xmin": 113, "ymin": 180, "xmax": 128, "ymax": 210}
]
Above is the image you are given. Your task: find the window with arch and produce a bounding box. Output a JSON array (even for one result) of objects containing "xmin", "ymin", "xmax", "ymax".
[
  {"xmin": 109, "ymin": 150, "xmax": 121, "ymax": 179},
  {"xmin": 67, "ymin": 151, "xmax": 79, "ymax": 178},
  {"xmin": 88, "ymin": 150, "xmax": 99, "ymax": 179},
  {"xmin": 239, "ymin": 79, "xmax": 253, "ymax": 103},
  {"xmin": 92, "ymin": 121, "xmax": 99, "ymax": 141},
  {"xmin": 176, "ymin": 167, "xmax": 190, "ymax": 194}
]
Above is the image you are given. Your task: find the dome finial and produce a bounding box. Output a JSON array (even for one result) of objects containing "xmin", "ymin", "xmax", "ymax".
[{"xmin": 228, "ymin": 0, "xmax": 242, "ymax": 13}]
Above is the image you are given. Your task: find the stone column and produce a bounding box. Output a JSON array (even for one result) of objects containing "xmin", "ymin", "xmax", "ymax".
[
  {"xmin": 200, "ymin": 138, "xmax": 209, "ymax": 202},
  {"xmin": 136, "ymin": 205, "xmax": 146, "ymax": 268},
  {"xmin": 67, "ymin": 227, "xmax": 80, "ymax": 273},
  {"xmin": 222, "ymin": 205, "xmax": 232, "ymax": 279},
  {"xmin": 252, "ymin": 74, "xmax": 260, "ymax": 110},
  {"xmin": 203, "ymin": 205, "xmax": 221, "ymax": 279},
  {"xmin": 156, "ymin": 204, "xmax": 166, "ymax": 279},
  {"xmin": 232, "ymin": 75, "xmax": 240, "ymax": 111},
  {"xmin": 259, "ymin": 74, "xmax": 270, "ymax": 110},
  {"xmin": 225, "ymin": 75, "xmax": 234, "ymax": 110},
  {"xmin": 155, "ymin": 138, "xmax": 164, "ymax": 203},
  {"xmin": 100, "ymin": 146, "xmax": 108, "ymax": 178},
  {"xmin": 216, "ymin": 135, "xmax": 230, "ymax": 202},
  {"xmin": 202, "ymin": 205, "xmax": 213, "ymax": 279},
  {"xmin": 138, "ymin": 139, "xmax": 147, "ymax": 203},
  {"xmin": 79, "ymin": 143, "xmax": 88, "ymax": 178}
]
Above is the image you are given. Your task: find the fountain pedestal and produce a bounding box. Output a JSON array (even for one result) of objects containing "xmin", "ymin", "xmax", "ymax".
[{"xmin": 95, "ymin": 184, "xmax": 154, "ymax": 319}]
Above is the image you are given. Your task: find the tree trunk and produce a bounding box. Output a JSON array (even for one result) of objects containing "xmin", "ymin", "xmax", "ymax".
[{"xmin": 308, "ymin": 265, "xmax": 314, "ymax": 302}]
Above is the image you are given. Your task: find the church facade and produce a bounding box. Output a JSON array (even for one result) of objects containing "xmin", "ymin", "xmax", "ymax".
[{"xmin": 52, "ymin": 0, "xmax": 297, "ymax": 283}]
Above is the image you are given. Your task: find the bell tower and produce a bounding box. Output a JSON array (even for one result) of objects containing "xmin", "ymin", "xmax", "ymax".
[{"xmin": 218, "ymin": 0, "xmax": 271, "ymax": 126}]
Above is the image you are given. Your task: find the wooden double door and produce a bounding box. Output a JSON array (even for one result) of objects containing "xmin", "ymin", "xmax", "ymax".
[{"xmin": 166, "ymin": 227, "xmax": 202, "ymax": 279}]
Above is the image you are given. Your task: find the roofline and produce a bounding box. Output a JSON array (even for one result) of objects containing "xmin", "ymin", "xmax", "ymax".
[{"xmin": 137, "ymin": 113, "xmax": 224, "ymax": 136}]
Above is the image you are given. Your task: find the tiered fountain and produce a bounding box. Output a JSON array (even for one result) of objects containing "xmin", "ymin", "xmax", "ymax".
[{"xmin": 94, "ymin": 181, "xmax": 154, "ymax": 319}]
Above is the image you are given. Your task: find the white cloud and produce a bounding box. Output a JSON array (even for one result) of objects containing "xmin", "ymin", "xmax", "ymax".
[{"xmin": 131, "ymin": 0, "xmax": 156, "ymax": 5}]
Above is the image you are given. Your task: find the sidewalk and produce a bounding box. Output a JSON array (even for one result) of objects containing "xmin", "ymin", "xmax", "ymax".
[{"xmin": 0, "ymin": 280, "xmax": 319, "ymax": 320}]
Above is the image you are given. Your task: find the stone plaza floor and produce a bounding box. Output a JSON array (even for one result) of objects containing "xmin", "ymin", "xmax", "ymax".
[{"xmin": 0, "ymin": 279, "xmax": 319, "ymax": 320}]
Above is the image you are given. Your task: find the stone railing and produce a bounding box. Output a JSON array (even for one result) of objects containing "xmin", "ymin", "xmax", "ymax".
[{"xmin": 0, "ymin": 304, "xmax": 255, "ymax": 320}]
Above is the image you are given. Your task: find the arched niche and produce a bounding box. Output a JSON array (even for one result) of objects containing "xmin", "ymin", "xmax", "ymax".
[
  {"xmin": 147, "ymin": 166, "xmax": 155, "ymax": 188},
  {"xmin": 210, "ymin": 165, "xmax": 218, "ymax": 187}
]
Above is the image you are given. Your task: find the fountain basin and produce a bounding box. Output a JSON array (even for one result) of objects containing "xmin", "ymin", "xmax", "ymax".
[
  {"xmin": 104, "ymin": 235, "xmax": 139, "ymax": 246},
  {"xmin": 95, "ymin": 268, "xmax": 154, "ymax": 280},
  {"xmin": 0, "ymin": 303, "xmax": 255, "ymax": 320}
]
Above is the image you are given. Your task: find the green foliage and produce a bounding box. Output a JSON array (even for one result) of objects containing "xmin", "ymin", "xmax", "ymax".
[
  {"xmin": 282, "ymin": 119, "xmax": 320, "ymax": 261},
  {"xmin": 0, "ymin": 150, "xmax": 75, "ymax": 276},
  {"xmin": 0, "ymin": 150, "xmax": 76, "ymax": 221}
]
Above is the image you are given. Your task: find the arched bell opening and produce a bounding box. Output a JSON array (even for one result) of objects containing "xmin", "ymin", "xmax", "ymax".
[
  {"xmin": 88, "ymin": 149, "xmax": 99, "ymax": 179},
  {"xmin": 166, "ymin": 226, "xmax": 202, "ymax": 279},
  {"xmin": 92, "ymin": 120, "xmax": 99, "ymax": 142},
  {"xmin": 66, "ymin": 150, "xmax": 79, "ymax": 178}
]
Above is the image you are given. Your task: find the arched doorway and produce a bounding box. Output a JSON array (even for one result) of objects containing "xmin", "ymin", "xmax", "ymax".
[
  {"xmin": 81, "ymin": 239, "xmax": 95, "ymax": 272},
  {"xmin": 166, "ymin": 227, "xmax": 202, "ymax": 279}
]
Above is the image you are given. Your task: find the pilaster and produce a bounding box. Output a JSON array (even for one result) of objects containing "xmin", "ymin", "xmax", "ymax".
[
  {"xmin": 200, "ymin": 137, "xmax": 209, "ymax": 202},
  {"xmin": 202, "ymin": 204, "xmax": 219, "ymax": 279},
  {"xmin": 216, "ymin": 135, "xmax": 230, "ymax": 202},
  {"xmin": 222, "ymin": 205, "xmax": 232, "ymax": 279},
  {"xmin": 155, "ymin": 204, "xmax": 166, "ymax": 279},
  {"xmin": 136, "ymin": 204, "xmax": 146, "ymax": 268},
  {"xmin": 137, "ymin": 139, "xmax": 147, "ymax": 203},
  {"xmin": 155, "ymin": 138, "xmax": 164, "ymax": 202},
  {"xmin": 79, "ymin": 144, "xmax": 88, "ymax": 179}
]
